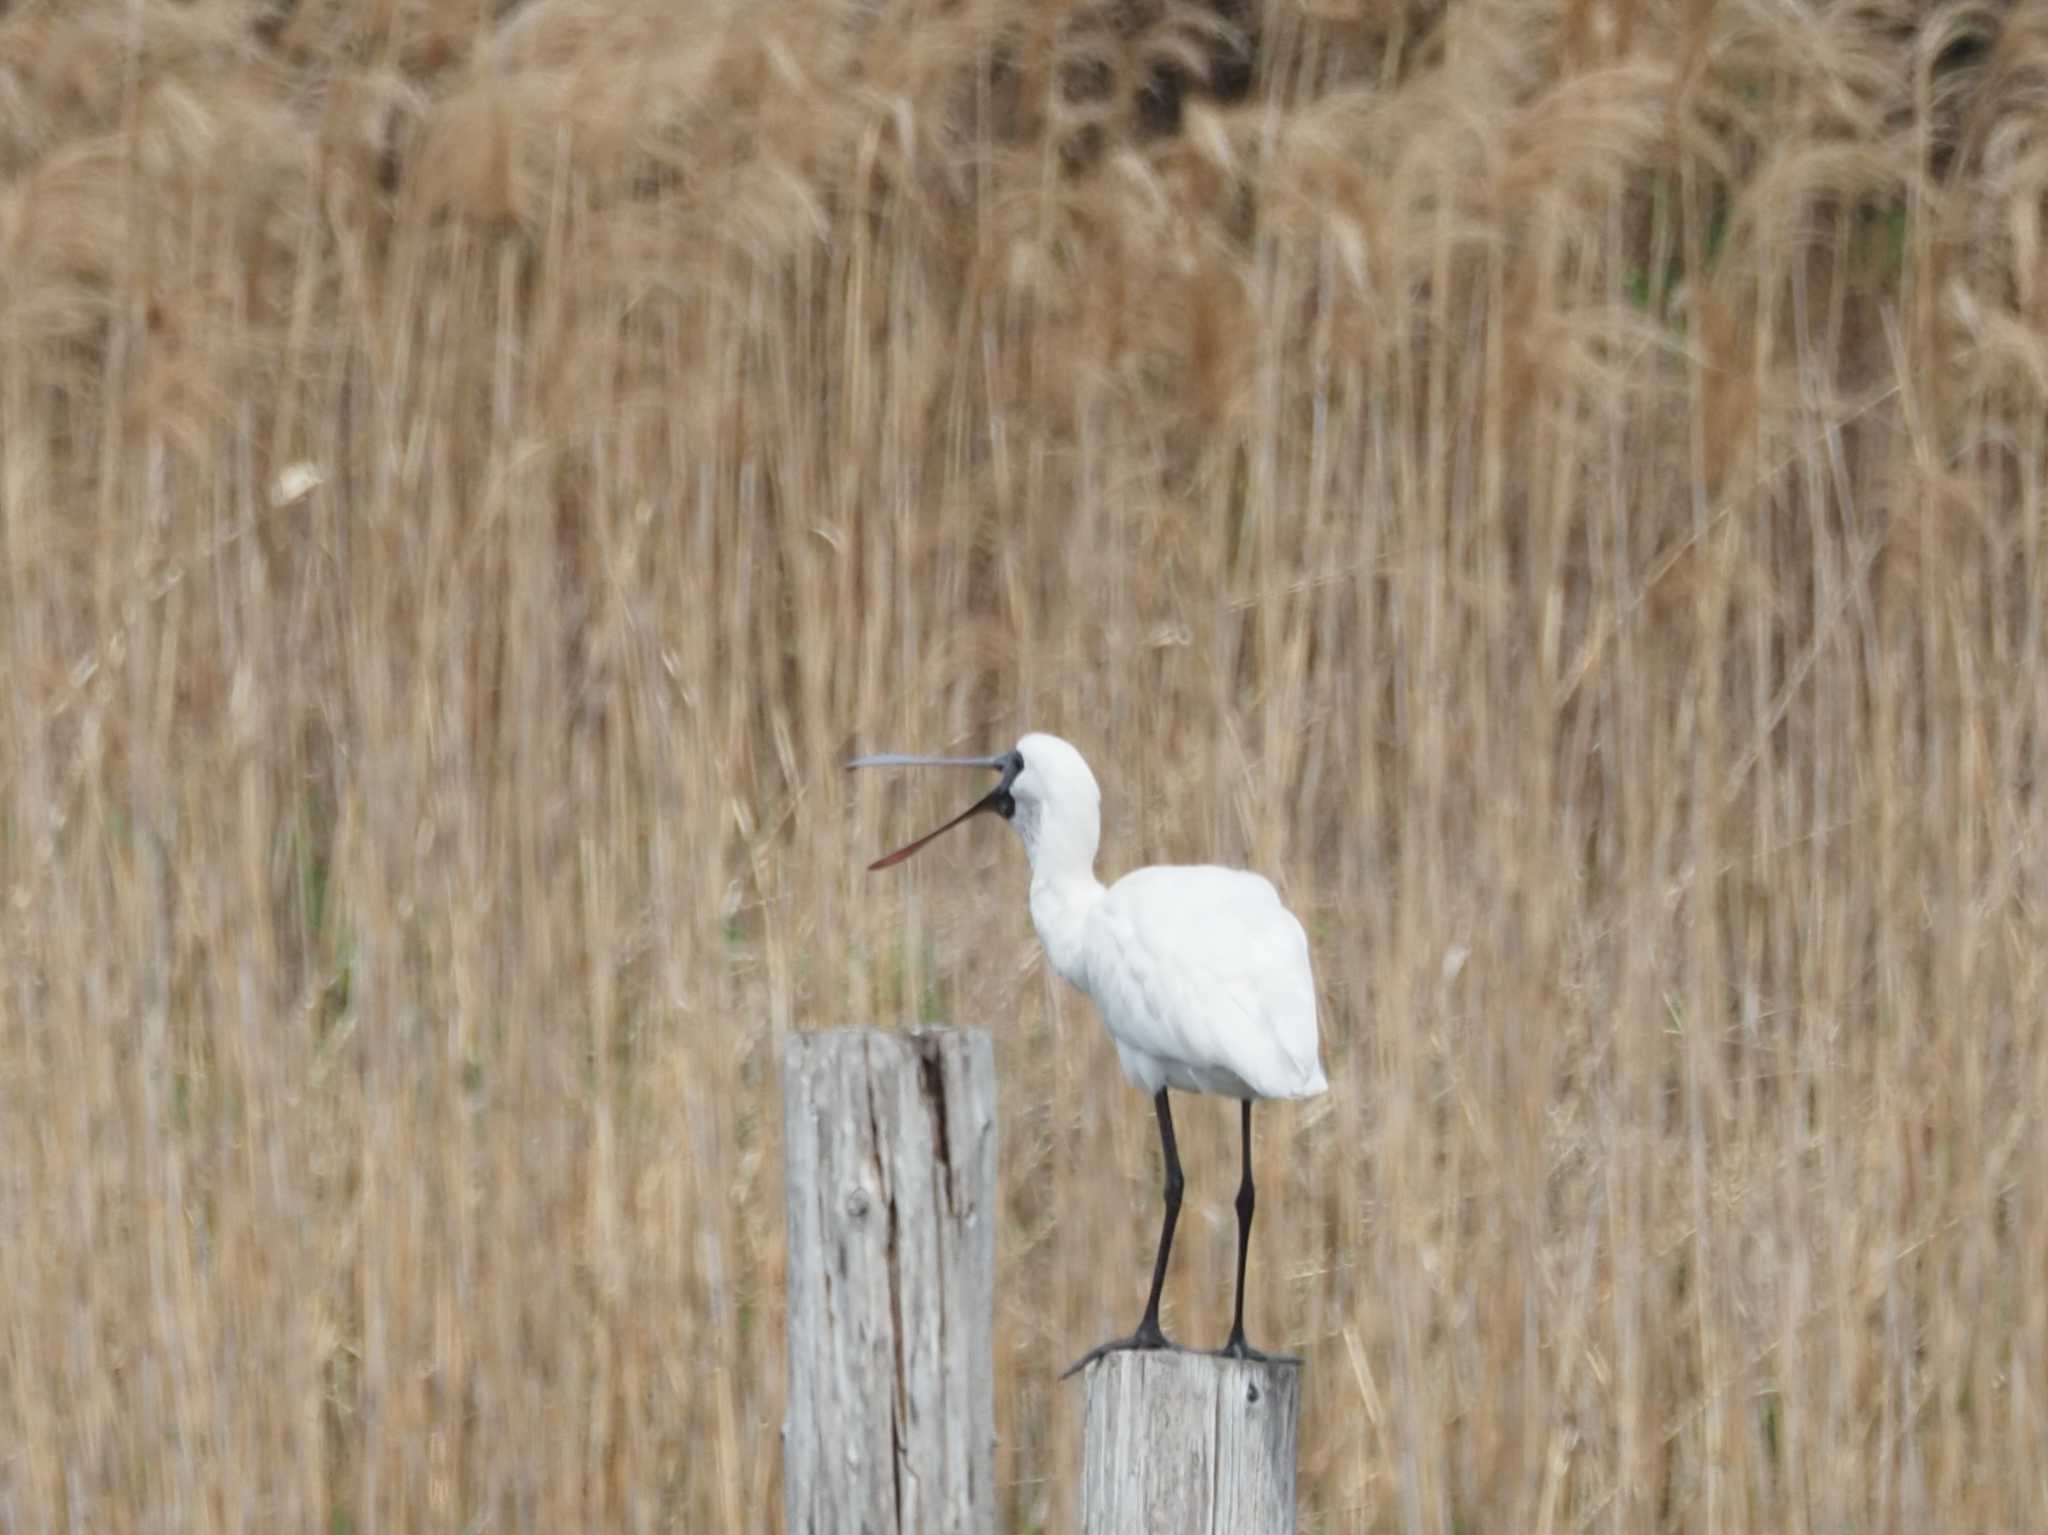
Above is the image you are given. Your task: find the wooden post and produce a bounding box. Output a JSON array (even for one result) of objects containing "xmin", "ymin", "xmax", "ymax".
[
  {"xmin": 1079, "ymin": 1350, "xmax": 1302, "ymax": 1534},
  {"xmin": 782, "ymin": 1028, "xmax": 999, "ymax": 1535}
]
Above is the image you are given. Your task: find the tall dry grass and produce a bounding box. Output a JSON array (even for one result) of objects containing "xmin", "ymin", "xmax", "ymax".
[{"xmin": 2, "ymin": 0, "xmax": 2044, "ymax": 1529}]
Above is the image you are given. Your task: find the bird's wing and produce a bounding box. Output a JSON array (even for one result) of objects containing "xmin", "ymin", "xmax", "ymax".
[{"xmin": 1085, "ymin": 865, "xmax": 1326, "ymax": 1100}]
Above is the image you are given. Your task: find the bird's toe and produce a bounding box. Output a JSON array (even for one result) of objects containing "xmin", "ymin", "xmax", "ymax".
[
  {"xmin": 1058, "ymin": 1328, "xmax": 1181, "ymax": 1381},
  {"xmin": 1213, "ymin": 1332, "xmax": 1300, "ymax": 1366}
]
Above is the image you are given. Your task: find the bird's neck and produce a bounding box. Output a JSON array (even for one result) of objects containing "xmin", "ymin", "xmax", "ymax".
[{"xmin": 1027, "ymin": 864, "xmax": 1103, "ymax": 990}]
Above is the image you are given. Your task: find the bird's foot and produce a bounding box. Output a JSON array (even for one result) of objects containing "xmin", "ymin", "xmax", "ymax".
[
  {"xmin": 1058, "ymin": 1320, "xmax": 1177, "ymax": 1381},
  {"xmin": 1209, "ymin": 1331, "xmax": 1300, "ymax": 1366}
]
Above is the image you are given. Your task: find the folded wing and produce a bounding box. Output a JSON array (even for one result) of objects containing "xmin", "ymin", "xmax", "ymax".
[{"xmin": 1084, "ymin": 864, "xmax": 1327, "ymax": 1101}]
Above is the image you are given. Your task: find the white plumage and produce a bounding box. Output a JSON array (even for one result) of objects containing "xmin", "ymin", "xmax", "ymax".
[
  {"xmin": 851, "ymin": 730, "xmax": 1327, "ymax": 1375},
  {"xmin": 1086, "ymin": 863, "xmax": 1327, "ymax": 1101}
]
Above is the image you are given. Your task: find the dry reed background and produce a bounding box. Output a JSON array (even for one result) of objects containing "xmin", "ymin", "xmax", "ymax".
[{"xmin": 3, "ymin": 0, "xmax": 2045, "ymax": 1529}]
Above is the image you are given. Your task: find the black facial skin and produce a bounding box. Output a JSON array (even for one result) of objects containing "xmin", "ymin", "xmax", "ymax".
[{"xmin": 991, "ymin": 749, "xmax": 1024, "ymax": 819}]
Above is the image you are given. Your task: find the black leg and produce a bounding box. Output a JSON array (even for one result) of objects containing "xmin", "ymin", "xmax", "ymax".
[
  {"xmin": 1060, "ymin": 1089, "xmax": 1185, "ymax": 1379},
  {"xmin": 1215, "ymin": 1098, "xmax": 1297, "ymax": 1364},
  {"xmin": 1224, "ymin": 1097, "xmax": 1255, "ymax": 1352},
  {"xmin": 1136, "ymin": 1088, "xmax": 1185, "ymax": 1340}
]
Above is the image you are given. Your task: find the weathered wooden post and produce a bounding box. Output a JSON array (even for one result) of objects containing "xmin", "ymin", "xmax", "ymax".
[
  {"xmin": 782, "ymin": 1028, "xmax": 999, "ymax": 1535},
  {"xmin": 1079, "ymin": 1350, "xmax": 1302, "ymax": 1533}
]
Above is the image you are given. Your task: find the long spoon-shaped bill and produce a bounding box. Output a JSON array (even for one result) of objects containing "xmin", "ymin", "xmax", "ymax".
[
  {"xmin": 847, "ymin": 753, "xmax": 1006, "ymax": 771},
  {"xmin": 864, "ymin": 786, "xmax": 1010, "ymax": 869},
  {"xmin": 847, "ymin": 751, "xmax": 1015, "ymax": 871}
]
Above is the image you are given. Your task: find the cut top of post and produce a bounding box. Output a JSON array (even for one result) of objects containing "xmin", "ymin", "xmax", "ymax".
[{"xmin": 1080, "ymin": 1349, "xmax": 1302, "ymax": 1535}]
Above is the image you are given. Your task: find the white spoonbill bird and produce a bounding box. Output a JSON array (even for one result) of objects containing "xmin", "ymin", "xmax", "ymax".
[{"xmin": 849, "ymin": 731, "xmax": 1326, "ymax": 1377}]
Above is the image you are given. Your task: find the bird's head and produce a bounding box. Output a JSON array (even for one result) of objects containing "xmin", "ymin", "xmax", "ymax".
[{"xmin": 849, "ymin": 730, "xmax": 1101, "ymax": 876}]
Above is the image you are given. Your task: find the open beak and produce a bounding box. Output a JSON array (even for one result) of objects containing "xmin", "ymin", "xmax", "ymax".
[{"xmin": 847, "ymin": 751, "xmax": 1019, "ymax": 871}]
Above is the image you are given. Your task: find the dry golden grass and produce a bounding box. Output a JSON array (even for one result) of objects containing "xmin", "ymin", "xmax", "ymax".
[{"xmin": 2, "ymin": 0, "xmax": 2044, "ymax": 1528}]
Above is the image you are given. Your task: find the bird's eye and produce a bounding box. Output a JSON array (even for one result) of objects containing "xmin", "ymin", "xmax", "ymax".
[{"xmin": 993, "ymin": 790, "xmax": 1015, "ymax": 819}]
